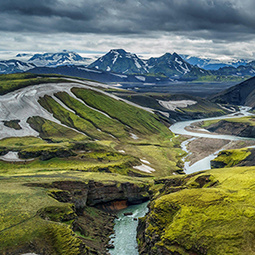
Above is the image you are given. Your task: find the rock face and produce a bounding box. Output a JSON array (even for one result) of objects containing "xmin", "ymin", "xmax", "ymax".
[
  {"xmin": 32, "ymin": 179, "xmax": 150, "ymax": 211},
  {"xmin": 206, "ymin": 120, "xmax": 255, "ymax": 138},
  {"xmin": 211, "ymin": 148, "xmax": 255, "ymax": 168},
  {"xmin": 87, "ymin": 180, "xmax": 149, "ymax": 206}
]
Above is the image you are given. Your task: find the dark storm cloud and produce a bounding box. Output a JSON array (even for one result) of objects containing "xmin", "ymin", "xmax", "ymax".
[{"xmin": 1, "ymin": 0, "xmax": 255, "ymax": 41}]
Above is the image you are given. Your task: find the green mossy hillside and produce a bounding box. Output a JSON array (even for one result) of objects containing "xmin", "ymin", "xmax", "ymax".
[
  {"xmin": 54, "ymin": 91, "xmax": 129, "ymax": 139},
  {"xmin": 138, "ymin": 167, "xmax": 255, "ymax": 255},
  {"xmin": 38, "ymin": 95, "xmax": 109, "ymax": 140},
  {"xmin": 29, "ymin": 87, "xmax": 182, "ymax": 176},
  {"xmin": 28, "ymin": 116, "xmax": 86, "ymax": 142},
  {"xmin": 0, "ymin": 73, "xmax": 70, "ymax": 95},
  {"xmin": 71, "ymin": 87, "xmax": 169, "ymax": 136}
]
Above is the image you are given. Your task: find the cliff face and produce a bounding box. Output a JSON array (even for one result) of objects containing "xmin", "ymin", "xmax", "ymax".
[
  {"xmin": 137, "ymin": 169, "xmax": 255, "ymax": 255},
  {"xmin": 43, "ymin": 179, "xmax": 150, "ymax": 210},
  {"xmin": 206, "ymin": 120, "xmax": 255, "ymax": 138},
  {"xmin": 211, "ymin": 148, "xmax": 255, "ymax": 169}
]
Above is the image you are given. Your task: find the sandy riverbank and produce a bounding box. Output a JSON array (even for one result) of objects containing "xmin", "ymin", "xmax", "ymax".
[{"xmin": 186, "ymin": 137, "xmax": 255, "ymax": 166}]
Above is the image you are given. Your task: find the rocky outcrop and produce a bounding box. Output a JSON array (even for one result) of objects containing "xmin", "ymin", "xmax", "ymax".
[
  {"xmin": 206, "ymin": 120, "xmax": 255, "ymax": 138},
  {"xmin": 211, "ymin": 148, "xmax": 255, "ymax": 168},
  {"xmin": 19, "ymin": 148, "xmax": 76, "ymax": 160},
  {"xmin": 3, "ymin": 119, "xmax": 22, "ymax": 130},
  {"xmin": 87, "ymin": 180, "xmax": 149, "ymax": 206},
  {"xmin": 27, "ymin": 179, "xmax": 150, "ymax": 211},
  {"xmin": 210, "ymin": 160, "xmax": 227, "ymax": 169}
]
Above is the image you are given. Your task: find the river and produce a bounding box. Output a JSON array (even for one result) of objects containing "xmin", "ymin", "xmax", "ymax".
[
  {"xmin": 170, "ymin": 106, "xmax": 254, "ymax": 174},
  {"xmin": 108, "ymin": 106, "xmax": 254, "ymax": 253},
  {"xmin": 108, "ymin": 202, "xmax": 149, "ymax": 255}
]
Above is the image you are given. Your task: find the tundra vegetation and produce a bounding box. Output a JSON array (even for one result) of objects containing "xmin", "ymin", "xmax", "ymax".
[{"xmin": 1, "ymin": 73, "xmax": 255, "ymax": 255}]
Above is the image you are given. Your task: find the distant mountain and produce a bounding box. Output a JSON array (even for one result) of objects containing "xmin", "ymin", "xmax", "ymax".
[
  {"xmin": 16, "ymin": 53, "xmax": 33, "ymax": 58},
  {"xmin": 210, "ymin": 76, "xmax": 255, "ymax": 107},
  {"xmin": 213, "ymin": 64, "xmax": 255, "ymax": 77},
  {"xmin": 146, "ymin": 52, "xmax": 210, "ymax": 79},
  {"xmin": 89, "ymin": 49, "xmax": 209, "ymax": 80},
  {"xmin": 88, "ymin": 49, "xmax": 149, "ymax": 74},
  {"xmin": 182, "ymin": 55, "xmax": 250, "ymax": 70},
  {"xmin": 0, "ymin": 60, "xmax": 36, "ymax": 74},
  {"xmin": 28, "ymin": 51, "xmax": 90, "ymax": 67}
]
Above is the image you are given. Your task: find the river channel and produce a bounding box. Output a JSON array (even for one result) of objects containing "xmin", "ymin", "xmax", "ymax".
[
  {"xmin": 108, "ymin": 106, "xmax": 254, "ymax": 254},
  {"xmin": 108, "ymin": 202, "xmax": 149, "ymax": 255},
  {"xmin": 170, "ymin": 106, "xmax": 254, "ymax": 174}
]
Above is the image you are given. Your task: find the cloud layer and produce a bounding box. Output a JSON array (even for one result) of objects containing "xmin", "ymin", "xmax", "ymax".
[{"xmin": 1, "ymin": 0, "xmax": 255, "ymax": 59}]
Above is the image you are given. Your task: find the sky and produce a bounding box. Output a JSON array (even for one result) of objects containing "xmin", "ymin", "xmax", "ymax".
[{"xmin": 1, "ymin": 0, "xmax": 255, "ymax": 60}]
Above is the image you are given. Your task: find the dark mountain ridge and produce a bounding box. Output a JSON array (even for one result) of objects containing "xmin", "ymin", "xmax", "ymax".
[{"xmin": 210, "ymin": 76, "xmax": 255, "ymax": 107}]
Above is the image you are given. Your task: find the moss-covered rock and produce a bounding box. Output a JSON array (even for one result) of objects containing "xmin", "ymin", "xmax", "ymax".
[
  {"xmin": 138, "ymin": 167, "xmax": 255, "ymax": 255},
  {"xmin": 211, "ymin": 148, "xmax": 252, "ymax": 168},
  {"xmin": 3, "ymin": 119, "xmax": 22, "ymax": 130}
]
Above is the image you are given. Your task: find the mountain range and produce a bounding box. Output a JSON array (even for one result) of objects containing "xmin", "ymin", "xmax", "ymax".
[
  {"xmin": 1, "ymin": 49, "xmax": 255, "ymax": 82},
  {"xmin": 181, "ymin": 55, "xmax": 250, "ymax": 70}
]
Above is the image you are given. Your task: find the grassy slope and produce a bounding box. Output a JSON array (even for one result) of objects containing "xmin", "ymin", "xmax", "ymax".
[
  {"xmin": 54, "ymin": 91, "xmax": 129, "ymax": 139},
  {"xmin": 71, "ymin": 87, "xmax": 168, "ymax": 136},
  {"xmin": 27, "ymin": 116, "xmax": 86, "ymax": 142},
  {"xmin": 140, "ymin": 167, "xmax": 255, "ymax": 255}
]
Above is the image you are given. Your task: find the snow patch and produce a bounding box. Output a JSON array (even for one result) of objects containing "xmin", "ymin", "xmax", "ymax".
[
  {"xmin": 158, "ymin": 100, "xmax": 197, "ymax": 111},
  {"xmin": 141, "ymin": 159, "xmax": 151, "ymax": 165},
  {"xmin": 111, "ymin": 73, "xmax": 128, "ymax": 78},
  {"xmin": 175, "ymin": 57, "xmax": 183, "ymax": 65},
  {"xmin": 0, "ymin": 151, "xmax": 34, "ymax": 162},
  {"xmin": 112, "ymin": 51, "xmax": 119, "ymax": 64},
  {"xmin": 133, "ymin": 164, "xmax": 155, "ymax": 173},
  {"xmin": 130, "ymin": 133, "xmax": 139, "ymax": 140},
  {"xmin": 135, "ymin": 76, "xmax": 146, "ymax": 82}
]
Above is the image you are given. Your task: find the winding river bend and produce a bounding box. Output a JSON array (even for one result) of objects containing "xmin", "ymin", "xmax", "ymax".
[
  {"xmin": 109, "ymin": 106, "xmax": 254, "ymax": 254},
  {"xmin": 170, "ymin": 106, "xmax": 254, "ymax": 174}
]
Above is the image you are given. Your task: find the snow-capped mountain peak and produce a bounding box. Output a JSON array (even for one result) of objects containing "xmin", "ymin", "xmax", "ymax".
[
  {"xmin": 89, "ymin": 49, "xmax": 148, "ymax": 74},
  {"xmin": 28, "ymin": 51, "xmax": 90, "ymax": 67},
  {"xmin": 0, "ymin": 60, "xmax": 36, "ymax": 74}
]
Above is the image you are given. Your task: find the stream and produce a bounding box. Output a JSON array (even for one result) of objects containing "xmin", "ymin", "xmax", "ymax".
[{"xmin": 108, "ymin": 202, "xmax": 149, "ymax": 255}]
